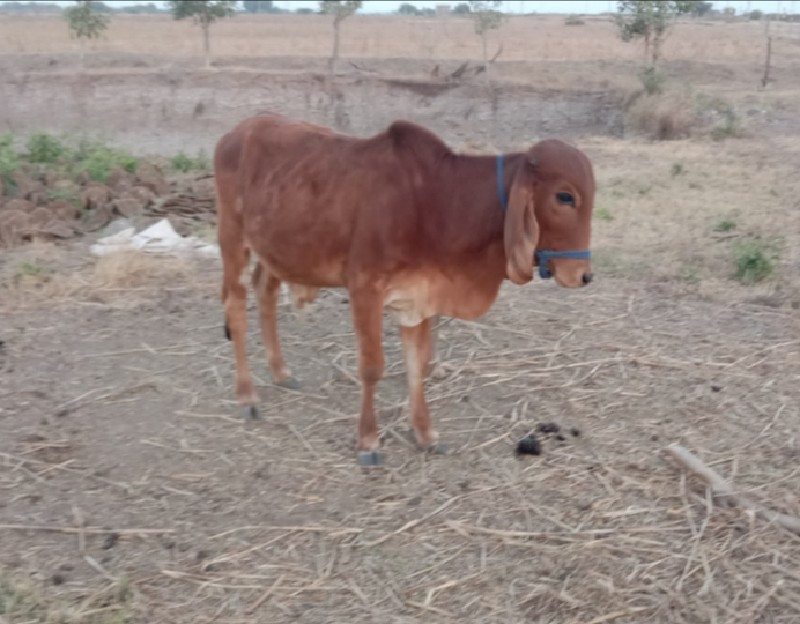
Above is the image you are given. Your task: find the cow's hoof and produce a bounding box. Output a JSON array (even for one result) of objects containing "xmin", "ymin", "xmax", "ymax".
[
  {"xmin": 356, "ymin": 451, "xmax": 384, "ymax": 467},
  {"xmin": 425, "ymin": 443, "xmax": 449, "ymax": 456},
  {"xmin": 240, "ymin": 405, "xmax": 260, "ymax": 420},
  {"xmin": 276, "ymin": 377, "xmax": 301, "ymax": 390}
]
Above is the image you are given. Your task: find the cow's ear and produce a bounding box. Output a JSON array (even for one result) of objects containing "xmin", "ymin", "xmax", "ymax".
[{"xmin": 504, "ymin": 160, "xmax": 539, "ymax": 285}]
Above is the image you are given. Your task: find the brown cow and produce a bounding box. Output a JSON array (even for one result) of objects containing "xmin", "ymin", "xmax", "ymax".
[{"xmin": 214, "ymin": 113, "xmax": 595, "ymax": 465}]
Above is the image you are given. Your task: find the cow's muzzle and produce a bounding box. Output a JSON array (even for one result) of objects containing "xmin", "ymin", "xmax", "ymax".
[{"xmin": 535, "ymin": 250, "xmax": 592, "ymax": 280}]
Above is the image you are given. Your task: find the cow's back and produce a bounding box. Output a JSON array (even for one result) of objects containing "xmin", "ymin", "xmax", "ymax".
[{"xmin": 235, "ymin": 115, "xmax": 389, "ymax": 288}]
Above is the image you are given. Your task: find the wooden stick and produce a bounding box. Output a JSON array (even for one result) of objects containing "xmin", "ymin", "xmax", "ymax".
[
  {"xmin": 762, "ymin": 18, "xmax": 772, "ymax": 89},
  {"xmin": 662, "ymin": 443, "xmax": 800, "ymax": 535}
]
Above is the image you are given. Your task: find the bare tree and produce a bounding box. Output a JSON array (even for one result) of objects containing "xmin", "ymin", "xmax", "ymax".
[
  {"xmin": 64, "ymin": 0, "xmax": 109, "ymax": 68},
  {"xmin": 615, "ymin": 0, "xmax": 693, "ymax": 67},
  {"xmin": 319, "ymin": 0, "xmax": 362, "ymax": 72},
  {"xmin": 169, "ymin": 0, "xmax": 236, "ymax": 69},
  {"xmin": 468, "ymin": 1, "xmax": 503, "ymax": 77}
]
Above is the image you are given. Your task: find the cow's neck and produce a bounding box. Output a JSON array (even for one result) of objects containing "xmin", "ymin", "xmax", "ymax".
[
  {"xmin": 446, "ymin": 150, "xmax": 524, "ymax": 240},
  {"xmin": 413, "ymin": 150, "xmax": 525, "ymax": 318}
]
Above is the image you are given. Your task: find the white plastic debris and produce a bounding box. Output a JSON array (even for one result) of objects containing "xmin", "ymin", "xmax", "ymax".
[{"xmin": 90, "ymin": 218, "xmax": 219, "ymax": 258}]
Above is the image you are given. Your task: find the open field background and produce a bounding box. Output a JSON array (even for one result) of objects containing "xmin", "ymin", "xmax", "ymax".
[
  {"xmin": 1, "ymin": 10, "xmax": 800, "ymax": 624},
  {"xmin": 2, "ymin": 14, "xmax": 800, "ymax": 159},
  {"xmin": 1, "ymin": 14, "xmax": 799, "ymax": 71}
]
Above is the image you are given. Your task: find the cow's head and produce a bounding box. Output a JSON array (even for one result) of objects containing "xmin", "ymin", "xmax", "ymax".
[{"xmin": 503, "ymin": 139, "xmax": 595, "ymax": 289}]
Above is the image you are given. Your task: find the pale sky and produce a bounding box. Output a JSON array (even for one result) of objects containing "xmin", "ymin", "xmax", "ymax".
[
  {"xmin": 6, "ymin": 1, "xmax": 797, "ymax": 15},
  {"xmin": 276, "ymin": 1, "xmax": 795, "ymax": 14}
]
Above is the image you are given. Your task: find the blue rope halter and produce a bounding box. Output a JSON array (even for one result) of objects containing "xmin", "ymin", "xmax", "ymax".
[
  {"xmin": 496, "ymin": 154, "xmax": 508, "ymax": 213},
  {"xmin": 496, "ymin": 154, "xmax": 591, "ymax": 279}
]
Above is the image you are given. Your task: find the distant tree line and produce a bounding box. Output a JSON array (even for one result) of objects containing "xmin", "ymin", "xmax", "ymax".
[
  {"xmin": 398, "ymin": 3, "xmax": 436, "ymax": 16},
  {"xmin": 117, "ymin": 3, "xmax": 161, "ymax": 14},
  {"xmin": 0, "ymin": 1, "xmax": 63, "ymax": 13},
  {"xmin": 0, "ymin": 1, "xmax": 160, "ymax": 14},
  {"xmin": 241, "ymin": 1, "xmax": 279, "ymax": 13}
]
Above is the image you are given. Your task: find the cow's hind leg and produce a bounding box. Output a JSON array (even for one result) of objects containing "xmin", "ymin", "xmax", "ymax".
[
  {"xmin": 401, "ymin": 318, "xmax": 446, "ymax": 454},
  {"xmin": 221, "ymin": 244, "xmax": 259, "ymax": 420},
  {"xmin": 349, "ymin": 288, "xmax": 385, "ymax": 466},
  {"xmin": 252, "ymin": 261, "xmax": 300, "ymax": 390},
  {"xmin": 426, "ymin": 315, "xmax": 440, "ymax": 378}
]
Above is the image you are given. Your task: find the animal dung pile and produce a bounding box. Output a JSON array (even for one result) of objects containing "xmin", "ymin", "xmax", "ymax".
[
  {"xmin": 516, "ymin": 433, "xmax": 542, "ymax": 456},
  {"xmin": 516, "ymin": 422, "xmax": 581, "ymax": 456},
  {"xmin": 0, "ymin": 163, "xmax": 216, "ymax": 249},
  {"xmin": 148, "ymin": 175, "xmax": 216, "ymax": 219}
]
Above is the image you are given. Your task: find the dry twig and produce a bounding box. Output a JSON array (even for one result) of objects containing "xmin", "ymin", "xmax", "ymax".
[{"xmin": 663, "ymin": 443, "xmax": 800, "ymax": 534}]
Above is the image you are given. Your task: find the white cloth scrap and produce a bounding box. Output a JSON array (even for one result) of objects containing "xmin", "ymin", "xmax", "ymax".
[{"xmin": 90, "ymin": 218, "xmax": 219, "ymax": 258}]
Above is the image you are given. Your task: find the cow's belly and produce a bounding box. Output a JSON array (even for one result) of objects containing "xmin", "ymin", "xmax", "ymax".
[
  {"xmin": 246, "ymin": 242, "xmax": 346, "ymax": 288},
  {"xmin": 242, "ymin": 208, "xmax": 352, "ymax": 288},
  {"xmin": 384, "ymin": 272, "xmax": 502, "ymax": 327}
]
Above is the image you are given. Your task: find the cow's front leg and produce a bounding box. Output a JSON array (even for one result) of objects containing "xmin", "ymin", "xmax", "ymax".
[
  {"xmin": 401, "ymin": 318, "xmax": 446, "ymax": 454},
  {"xmin": 349, "ymin": 288, "xmax": 385, "ymax": 466}
]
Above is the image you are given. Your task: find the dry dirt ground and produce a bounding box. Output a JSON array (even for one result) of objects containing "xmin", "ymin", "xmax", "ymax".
[
  {"xmin": 0, "ymin": 241, "xmax": 799, "ymax": 624},
  {"xmin": 1, "ymin": 11, "xmax": 800, "ymax": 624}
]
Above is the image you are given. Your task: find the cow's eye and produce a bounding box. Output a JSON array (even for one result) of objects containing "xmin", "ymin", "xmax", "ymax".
[{"xmin": 556, "ymin": 192, "xmax": 575, "ymax": 206}]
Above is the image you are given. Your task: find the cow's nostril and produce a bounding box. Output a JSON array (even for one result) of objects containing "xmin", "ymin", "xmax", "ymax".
[{"xmin": 582, "ymin": 272, "xmax": 593, "ymax": 285}]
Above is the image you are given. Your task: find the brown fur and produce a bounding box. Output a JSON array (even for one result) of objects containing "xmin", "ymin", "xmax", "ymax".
[{"xmin": 214, "ymin": 113, "xmax": 595, "ymax": 454}]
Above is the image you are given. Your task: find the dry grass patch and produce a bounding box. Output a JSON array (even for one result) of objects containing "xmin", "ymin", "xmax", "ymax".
[
  {"xmin": 89, "ymin": 250, "xmax": 194, "ymax": 290},
  {"xmin": 0, "ymin": 240, "xmax": 72, "ymax": 292},
  {"xmin": 0, "ymin": 244, "xmax": 205, "ymax": 311},
  {"xmin": 0, "ymin": 14, "xmax": 787, "ymax": 67},
  {"xmin": 626, "ymin": 90, "xmax": 697, "ymax": 140},
  {"xmin": 0, "ymin": 570, "xmax": 132, "ymax": 624},
  {"xmin": 624, "ymin": 87, "xmax": 745, "ymax": 142},
  {"xmin": 584, "ymin": 136, "xmax": 799, "ymax": 306}
]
